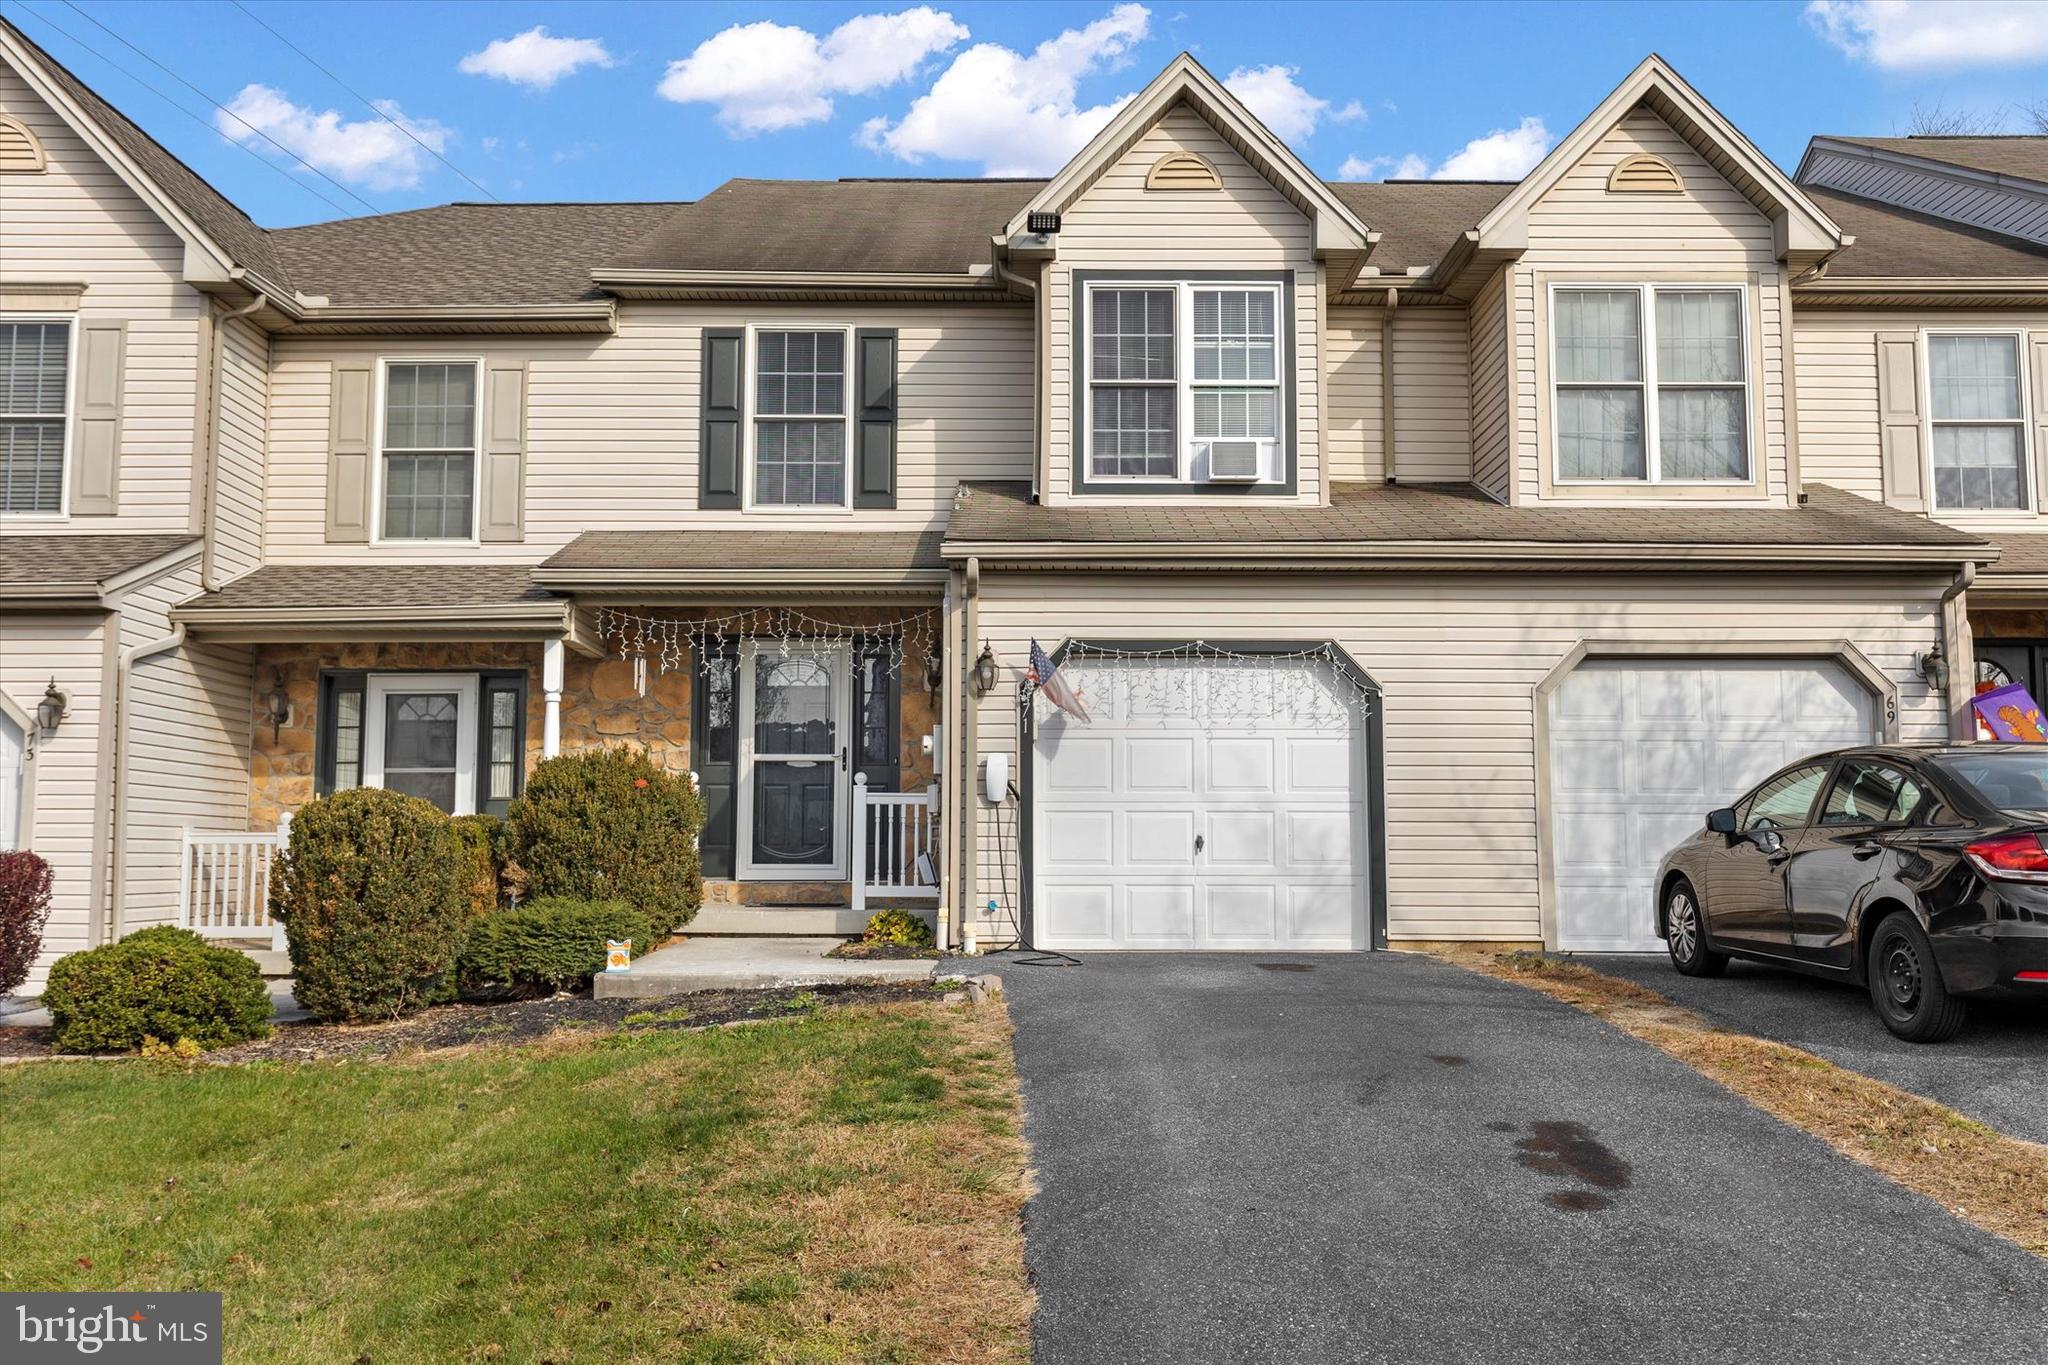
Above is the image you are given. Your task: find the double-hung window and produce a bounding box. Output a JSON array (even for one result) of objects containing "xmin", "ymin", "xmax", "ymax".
[
  {"xmin": 380, "ymin": 360, "xmax": 478, "ymax": 540},
  {"xmin": 751, "ymin": 328, "xmax": 849, "ymax": 508},
  {"xmin": 1928, "ymin": 333, "xmax": 2030, "ymax": 511},
  {"xmin": 0, "ymin": 319, "xmax": 70, "ymax": 515},
  {"xmin": 1552, "ymin": 284, "xmax": 1750, "ymax": 484},
  {"xmin": 1085, "ymin": 280, "xmax": 1285, "ymax": 483}
]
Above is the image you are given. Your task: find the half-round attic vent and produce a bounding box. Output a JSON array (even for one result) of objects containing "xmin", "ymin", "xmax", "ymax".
[
  {"xmin": 0, "ymin": 117, "xmax": 47, "ymax": 174},
  {"xmin": 1607, "ymin": 153, "xmax": 1683, "ymax": 195},
  {"xmin": 1146, "ymin": 151, "xmax": 1222, "ymax": 191}
]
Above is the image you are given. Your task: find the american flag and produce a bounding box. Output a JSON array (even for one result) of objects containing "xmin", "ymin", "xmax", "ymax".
[{"xmin": 1030, "ymin": 639, "xmax": 1090, "ymax": 722}]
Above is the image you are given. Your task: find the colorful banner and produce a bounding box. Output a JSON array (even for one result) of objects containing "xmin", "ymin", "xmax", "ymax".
[{"xmin": 1972, "ymin": 682, "xmax": 2047, "ymax": 742}]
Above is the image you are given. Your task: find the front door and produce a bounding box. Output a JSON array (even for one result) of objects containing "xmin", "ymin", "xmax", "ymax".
[
  {"xmin": 738, "ymin": 642, "xmax": 850, "ymax": 879},
  {"xmin": 364, "ymin": 674, "xmax": 479, "ymax": 816}
]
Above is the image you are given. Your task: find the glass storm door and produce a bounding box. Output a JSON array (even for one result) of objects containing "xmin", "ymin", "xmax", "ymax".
[
  {"xmin": 364, "ymin": 675, "xmax": 478, "ymax": 816},
  {"xmin": 738, "ymin": 642, "xmax": 849, "ymax": 879}
]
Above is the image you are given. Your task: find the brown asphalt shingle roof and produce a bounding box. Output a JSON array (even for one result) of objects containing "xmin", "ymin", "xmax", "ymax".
[
  {"xmin": 540, "ymin": 528, "xmax": 945, "ymax": 572},
  {"xmin": 1830, "ymin": 136, "xmax": 2048, "ymax": 185},
  {"xmin": 1326, "ymin": 180, "xmax": 1515, "ymax": 271},
  {"xmin": 0, "ymin": 533, "xmax": 197, "ymax": 590},
  {"xmin": 1981, "ymin": 533, "xmax": 2048, "ymax": 577},
  {"xmin": 174, "ymin": 566, "xmax": 560, "ymax": 614},
  {"xmin": 1805, "ymin": 187, "xmax": 2048, "ymax": 278},
  {"xmin": 270, "ymin": 202, "xmax": 686, "ymax": 308},
  {"xmin": 942, "ymin": 480, "xmax": 1986, "ymax": 553}
]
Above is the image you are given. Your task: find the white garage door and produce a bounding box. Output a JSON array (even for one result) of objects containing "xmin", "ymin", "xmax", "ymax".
[
  {"xmin": 1550, "ymin": 659, "xmax": 1879, "ymax": 952},
  {"xmin": 1032, "ymin": 657, "xmax": 1369, "ymax": 950}
]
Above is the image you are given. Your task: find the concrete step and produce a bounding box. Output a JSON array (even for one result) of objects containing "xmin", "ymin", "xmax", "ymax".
[
  {"xmin": 688, "ymin": 905, "xmax": 930, "ymax": 937},
  {"xmin": 593, "ymin": 936, "xmax": 940, "ymax": 999}
]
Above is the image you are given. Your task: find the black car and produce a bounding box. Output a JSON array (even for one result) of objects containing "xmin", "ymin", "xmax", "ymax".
[{"xmin": 1653, "ymin": 743, "xmax": 2048, "ymax": 1042}]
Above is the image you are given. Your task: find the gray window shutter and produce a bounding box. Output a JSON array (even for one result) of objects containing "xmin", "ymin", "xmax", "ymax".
[
  {"xmin": 69, "ymin": 323, "xmax": 123, "ymax": 515},
  {"xmin": 480, "ymin": 363, "xmax": 525, "ymax": 542},
  {"xmin": 1874, "ymin": 331, "xmax": 1925, "ymax": 512},
  {"xmin": 699, "ymin": 329, "xmax": 743, "ymax": 508},
  {"xmin": 855, "ymin": 328, "xmax": 897, "ymax": 509},
  {"xmin": 2033, "ymin": 335, "xmax": 2048, "ymax": 511},
  {"xmin": 325, "ymin": 362, "xmax": 374, "ymax": 542}
]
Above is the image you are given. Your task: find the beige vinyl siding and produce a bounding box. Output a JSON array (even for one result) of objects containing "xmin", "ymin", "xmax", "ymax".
[
  {"xmin": 1043, "ymin": 103, "xmax": 1322, "ymax": 504},
  {"xmin": 964, "ymin": 569, "xmax": 1948, "ymax": 945},
  {"xmin": 113, "ymin": 556, "xmax": 254, "ymax": 933},
  {"xmin": 1794, "ymin": 310, "xmax": 2048, "ymax": 532},
  {"xmin": 1, "ymin": 610, "xmax": 108, "ymax": 983},
  {"xmin": 1470, "ymin": 270, "xmax": 1512, "ymax": 500},
  {"xmin": 1323, "ymin": 307, "xmax": 1383, "ymax": 482},
  {"xmin": 264, "ymin": 302, "xmax": 1031, "ymax": 563},
  {"xmin": 210, "ymin": 313, "xmax": 269, "ymax": 581},
  {"xmin": 1391, "ymin": 306, "xmax": 1472, "ymax": 482},
  {"xmin": 1512, "ymin": 108, "xmax": 1790, "ymax": 506},
  {"xmin": 0, "ymin": 64, "xmax": 205, "ymax": 532}
]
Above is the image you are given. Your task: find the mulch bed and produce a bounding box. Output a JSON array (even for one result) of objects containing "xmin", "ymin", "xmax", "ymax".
[
  {"xmin": 0, "ymin": 981, "xmax": 943, "ymax": 1064},
  {"xmin": 828, "ymin": 940, "xmax": 943, "ymax": 960}
]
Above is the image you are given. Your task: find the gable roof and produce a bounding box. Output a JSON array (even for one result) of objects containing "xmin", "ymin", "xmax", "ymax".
[
  {"xmin": 0, "ymin": 16, "xmax": 292, "ymax": 292},
  {"xmin": 1475, "ymin": 54, "xmax": 1843, "ymax": 263},
  {"xmin": 1002, "ymin": 53, "xmax": 1375, "ymax": 262},
  {"xmin": 1826, "ymin": 135, "xmax": 2048, "ymax": 187}
]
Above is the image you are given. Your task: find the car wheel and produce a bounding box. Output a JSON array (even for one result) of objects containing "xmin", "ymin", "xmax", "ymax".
[
  {"xmin": 1867, "ymin": 910, "xmax": 1967, "ymax": 1044},
  {"xmin": 1664, "ymin": 879, "xmax": 1726, "ymax": 978}
]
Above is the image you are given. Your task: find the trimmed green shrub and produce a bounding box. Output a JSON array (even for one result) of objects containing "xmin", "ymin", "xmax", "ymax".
[
  {"xmin": 0, "ymin": 849, "xmax": 55, "ymax": 995},
  {"xmin": 510, "ymin": 748, "xmax": 703, "ymax": 936},
  {"xmin": 43, "ymin": 926, "xmax": 272, "ymax": 1053},
  {"xmin": 457, "ymin": 897, "xmax": 654, "ymax": 997},
  {"xmin": 270, "ymin": 788, "xmax": 468, "ymax": 1022},
  {"xmin": 861, "ymin": 908, "xmax": 934, "ymax": 949},
  {"xmin": 450, "ymin": 814, "xmax": 510, "ymax": 917}
]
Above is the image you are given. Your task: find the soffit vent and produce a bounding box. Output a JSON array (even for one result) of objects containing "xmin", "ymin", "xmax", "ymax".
[
  {"xmin": 1608, "ymin": 153, "xmax": 1683, "ymax": 195},
  {"xmin": 1147, "ymin": 152, "xmax": 1223, "ymax": 192},
  {"xmin": 0, "ymin": 117, "xmax": 47, "ymax": 174}
]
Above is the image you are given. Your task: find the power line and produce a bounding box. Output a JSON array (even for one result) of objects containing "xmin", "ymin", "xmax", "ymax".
[
  {"xmin": 227, "ymin": 0, "xmax": 499, "ymax": 202},
  {"xmin": 47, "ymin": 0, "xmax": 385, "ymax": 215},
  {"xmin": 10, "ymin": 2, "xmax": 363, "ymax": 218}
]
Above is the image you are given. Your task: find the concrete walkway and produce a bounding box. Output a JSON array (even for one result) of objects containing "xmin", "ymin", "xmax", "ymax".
[
  {"xmin": 0, "ymin": 980, "xmax": 308, "ymax": 1029},
  {"xmin": 592, "ymin": 936, "xmax": 940, "ymax": 999}
]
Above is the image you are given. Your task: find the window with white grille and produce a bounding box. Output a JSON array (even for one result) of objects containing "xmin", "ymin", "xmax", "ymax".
[
  {"xmin": 1929, "ymin": 333, "xmax": 2030, "ymax": 511},
  {"xmin": 0, "ymin": 320, "xmax": 69, "ymax": 515},
  {"xmin": 379, "ymin": 361, "xmax": 478, "ymax": 540},
  {"xmin": 751, "ymin": 328, "xmax": 850, "ymax": 508}
]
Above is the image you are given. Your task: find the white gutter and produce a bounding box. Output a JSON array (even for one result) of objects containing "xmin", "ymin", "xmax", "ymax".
[{"xmin": 107, "ymin": 622, "xmax": 185, "ymax": 940}]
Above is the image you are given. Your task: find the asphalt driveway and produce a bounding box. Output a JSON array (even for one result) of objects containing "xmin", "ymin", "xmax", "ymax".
[
  {"xmin": 978, "ymin": 951, "xmax": 2047, "ymax": 1365},
  {"xmin": 1574, "ymin": 954, "xmax": 2048, "ymax": 1145}
]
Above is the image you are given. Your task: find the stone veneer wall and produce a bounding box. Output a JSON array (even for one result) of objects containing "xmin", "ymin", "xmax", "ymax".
[{"xmin": 247, "ymin": 607, "xmax": 940, "ymax": 908}]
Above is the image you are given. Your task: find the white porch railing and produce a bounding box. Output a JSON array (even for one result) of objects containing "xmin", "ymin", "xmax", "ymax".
[
  {"xmin": 179, "ymin": 818, "xmax": 287, "ymax": 949},
  {"xmin": 852, "ymin": 775, "xmax": 940, "ymax": 913}
]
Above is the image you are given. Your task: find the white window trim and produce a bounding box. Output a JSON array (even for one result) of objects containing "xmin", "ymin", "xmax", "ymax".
[
  {"xmin": 742, "ymin": 322, "xmax": 856, "ymax": 514},
  {"xmin": 1920, "ymin": 327, "xmax": 2036, "ymax": 516},
  {"xmin": 1548, "ymin": 282, "xmax": 1756, "ymax": 488},
  {"xmin": 362, "ymin": 673, "xmax": 480, "ymax": 817},
  {"xmin": 1081, "ymin": 279, "xmax": 1287, "ymax": 485},
  {"xmin": 369, "ymin": 355, "xmax": 484, "ymax": 546},
  {"xmin": 0, "ymin": 314, "xmax": 76, "ymax": 521}
]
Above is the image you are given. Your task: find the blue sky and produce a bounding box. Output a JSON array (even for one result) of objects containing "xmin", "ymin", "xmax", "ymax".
[{"xmin": 8, "ymin": 0, "xmax": 2048, "ymax": 226}]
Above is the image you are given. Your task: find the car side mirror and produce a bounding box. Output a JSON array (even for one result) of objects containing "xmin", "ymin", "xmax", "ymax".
[{"xmin": 1705, "ymin": 807, "xmax": 1738, "ymax": 836}]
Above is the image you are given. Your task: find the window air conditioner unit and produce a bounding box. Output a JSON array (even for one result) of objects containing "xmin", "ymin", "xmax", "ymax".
[{"xmin": 1204, "ymin": 439, "xmax": 1264, "ymax": 482}]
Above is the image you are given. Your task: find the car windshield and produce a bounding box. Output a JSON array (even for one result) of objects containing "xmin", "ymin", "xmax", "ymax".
[{"xmin": 1929, "ymin": 749, "xmax": 2048, "ymax": 812}]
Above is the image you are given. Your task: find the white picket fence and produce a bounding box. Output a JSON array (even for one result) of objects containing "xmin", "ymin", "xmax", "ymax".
[
  {"xmin": 178, "ymin": 817, "xmax": 287, "ymax": 949},
  {"xmin": 852, "ymin": 775, "xmax": 940, "ymax": 912}
]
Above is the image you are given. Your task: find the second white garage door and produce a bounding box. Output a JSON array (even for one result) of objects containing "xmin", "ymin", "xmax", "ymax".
[
  {"xmin": 1550, "ymin": 659, "xmax": 1880, "ymax": 952},
  {"xmin": 1031, "ymin": 657, "xmax": 1369, "ymax": 950}
]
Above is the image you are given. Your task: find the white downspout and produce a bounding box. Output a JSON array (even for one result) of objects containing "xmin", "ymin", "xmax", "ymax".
[
  {"xmin": 108, "ymin": 623, "xmax": 186, "ymax": 941},
  {"xmin": 1940, "ymin": 562, "xmax": 1976, "ymax": 741},
  {"xmin": 542, "ymin": 637, "xmax": 565, "ymax": 758}
]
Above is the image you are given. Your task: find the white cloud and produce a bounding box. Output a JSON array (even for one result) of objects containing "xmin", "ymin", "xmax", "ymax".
[
  {"xmin": 1222, "ymin": 64, "xmax": 1363, "ymax": 145},
  {"xmin": 860, "ymin": 3, "xmax": 1152, "ymax": 176},
  {"xmin": 1336, "ymin": 118, "xmax": 1549, "ymax": 183},
  {"xmin": 658, "ymin": 7, "xmax": 970, "ymax": 135},
  {"xmin": 214, "ymin": 84, "xmax": 451, "ymax": 191},
  {"xmin": 459, "ymin": 26, "xmax": 617, "ymax": 91},
  {"xmin": 1804, "ymin": 1, "xmax": 2048, "ymax": 72},
  {"xmin": 1334, "ymin": 152, "xmax": 1428, "ymax": 181}
]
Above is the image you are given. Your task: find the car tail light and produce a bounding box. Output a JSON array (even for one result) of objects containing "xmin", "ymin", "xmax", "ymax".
[
  {"xmin": 2016, "ymin": 971, "xmax": 2048, "ymax": 983},
  {"xmin": 1963, "ymin": 833, "xmax": 2048, "ymax": 882}
]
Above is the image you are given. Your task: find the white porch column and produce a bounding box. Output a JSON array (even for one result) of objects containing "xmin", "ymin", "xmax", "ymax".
[{"xmin": 542, "ymin": 637, "xmax": 565, "ymax": 758}]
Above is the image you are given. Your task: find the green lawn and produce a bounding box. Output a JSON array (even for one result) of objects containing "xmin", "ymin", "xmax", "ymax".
[{"xmin": 0, "ymin": 1002, "xmax": 1032, "ymax": 1363}]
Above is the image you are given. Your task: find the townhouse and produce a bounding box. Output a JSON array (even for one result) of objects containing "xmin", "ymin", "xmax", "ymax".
[{"xmin": 4, "ymin": 19, "xmax": 2045, "ymax": 985}]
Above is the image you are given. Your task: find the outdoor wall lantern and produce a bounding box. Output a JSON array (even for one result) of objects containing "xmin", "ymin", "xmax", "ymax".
[
  {"xmin": 971, "ymin": 642, "xmax": 1000, "ymax": 699},
  {"xmin": 1916, "ymin": 646, "xmax": 1945, "ymax": 691},
  {"xmin": 262, "ymin": 668, "xmax": 292, "ymax": 741},
  {"xmin": 35, "ymin": 678, "xmax": 67, "ymax": 737},
  {"xmin": 925, "ymin": 639, "xmax": 945, "ymax": 702}
]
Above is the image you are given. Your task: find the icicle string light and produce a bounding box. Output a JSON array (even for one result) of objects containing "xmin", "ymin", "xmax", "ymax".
[{"xmin": 1020, "ymin": 640, "xmax": 1375, "ymax": 731}]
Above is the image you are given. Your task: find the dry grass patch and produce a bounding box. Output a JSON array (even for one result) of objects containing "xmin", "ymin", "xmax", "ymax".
[{"xmin": 1435, "ymin": 948, "xmax": 2048, "ymax": 1258}]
